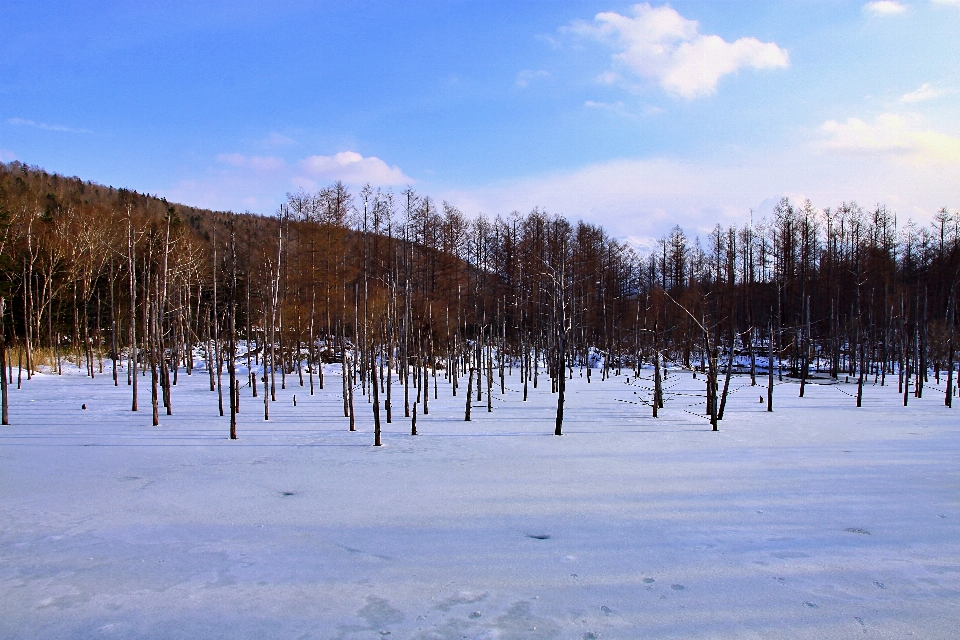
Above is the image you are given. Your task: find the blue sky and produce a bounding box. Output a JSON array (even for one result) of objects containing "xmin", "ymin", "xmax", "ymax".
[{"xmin": 2, "ymin": 1, "xmax": 958, "ymax": 241}]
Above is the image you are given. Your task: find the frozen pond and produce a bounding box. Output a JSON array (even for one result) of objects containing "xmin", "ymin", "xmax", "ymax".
[{"xmin": 1, "ymin": 364, "xmax": 957, "ymax": 638}]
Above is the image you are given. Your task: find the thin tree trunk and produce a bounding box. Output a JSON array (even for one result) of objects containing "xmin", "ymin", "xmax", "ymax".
[
  {"xmin": 718, "ymin": 327, "xmax": 735, "ymax": 420},
  {"xmin": 555, "ymin": 337, "xmax": 565, "ymax": 436},
  {"xmin": 109, "ymin": 260, "xmax": 118, "ymax": 386},
  {"xmin": 128, "ymin": 219, "xmax": 138, "ymax": 410},
  {"xmin": 229, "ymin": 223, "xmax": 237, "ymax": 439},
  {"xmin": 423, "ymin": 343, "xmax": 430, "ymax": 415},
  {"xmin": 653, "ymin": 327, "xmax": 661, "ymax": 418},
  {"xmin": 348, "ymin": 354, "xmax": 356, "ymax": 431},
  {"xmin": 150, "ymin": 281, "xmax": 159, "ymax": 426},
  {"xmin": 947, "ymin": 294, "xmax": 954, "ymax": 408},
  {"xmin": 263, "ymin": 271, "xmax": 270, "ymax": 421},
  {"xmin": 309, "ymin": 290, "xmax": 315, "ymax": 396},
  {"xmin": 341, "ymin": 333, "xmax": 349, "ymax": 417},
  {"xmin": 0, "ymin": 298, "xmax": 8, "ymax": 425},
  {"xmin": 464, "ymin": 366, "xmax": 473, "ymax": 421},
  {"xmin": 799, "ymin": 297, "xmax": 809, "ymax": 398},
  {"xmin": 386, "ymin": 314, "xmax": 393, "ymax": 424},
  {"xmin": 767, "ymin": 318, "xmax": 774, "ymax": 412},
  {"xmin": 372, "ymin": 349, "xmax": 381, "ymax": 446}
]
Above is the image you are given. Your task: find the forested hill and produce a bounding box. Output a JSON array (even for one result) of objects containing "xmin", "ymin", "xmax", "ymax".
[
  {"xmin": 0, "ymin": 160, "xmax": 957, "ymax": 433},
  {"xmin": 0, "ymin": 161, "xmax": 227, "ymax": 245},
  {"xmin": 0, "ymin": 160, "xmax": 638, "ymax": 365}
]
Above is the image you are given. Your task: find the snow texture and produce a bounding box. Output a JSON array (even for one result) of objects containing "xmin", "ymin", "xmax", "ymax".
[{"xmin": 1, "ymin": 363, "xmax": 958, "ymax": 638}]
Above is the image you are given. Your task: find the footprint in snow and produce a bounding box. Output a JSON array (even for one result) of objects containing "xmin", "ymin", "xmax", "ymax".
[
  {"xmin": 642, "ymin": 578, "xmax": 655, "ymax": 584},
  {"xmin": 600, "ymin": 605, "xmax": 613, "ymax": 615},
  {"xmin": 526, "ymin": 534, "xmax": 550, "ymax": 540},
  {"xmin": 670, "ymin": 584, "xmax": 685, "ymax": 591},
  {"xmin": 873, "ymin": 581, "xmax": 885, "ymax": 589},
  {"xmin": 804, "ymin": 601, "xmax": 819, "ymax": 609},
  {"xmin": 845, "ymin": 527, "xmax": 870, "ymax": 535}
]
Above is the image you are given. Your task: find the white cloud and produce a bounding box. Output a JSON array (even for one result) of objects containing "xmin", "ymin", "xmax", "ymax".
[
  {"xmin": 443, "ymin": 158, "xmax": 763, "ymax": 238},
  {"xmin": 931, "ymin": 0, "xmax": 960, "ymax": 6},
  {"xmin": 440, "ymin": 143, "xmax": 959, "ymax": 240},
  {"xmin": 6, "ymin": 117, "xmax": 91, "ymax": 133},
  {"xmin": 818, "ymin": 113, "xmax": 960, "ymax": 163},
  {"xmin": 864, "ymin": 1, "xmax": 909, "ymax": 15},
  {"xmin": 296, "ymin": 151, "xmax": 411, "ymax": 187},
  {"xmin": 164, "ymin": 151, "xmax": 412, "ymax": 213},
  {"xmin": 217, "ymin": 153, "xmax": 286, "ymax": 172},
  {"xmin": 901, "ymin": 83, "xmax": 947, "ymax": 103},
  {"xmin": 569, "ymin": 3, "xmax": 789, "ymax": 99},
  {"xmin": 516, "ymin": 69, "xmax": 551, "ymax": 88}
]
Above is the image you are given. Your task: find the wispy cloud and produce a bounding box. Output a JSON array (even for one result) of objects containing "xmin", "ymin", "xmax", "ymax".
[
  {"xmin": 6, "ymin": 117, "xmax": 91, "ymax": 134},
  {"xmin": 0, "ymin": 149, "xmax": 17, "ymax": 162},
  {"xmin": 515, "ymin": 69, "xmax": 551, "ymax": 88},
  {"xmin": 442, "ymin": 146, "xmax": 958, "ymax": 240},
  {"xmin": 567, "ymin": 3, "xmax": 788, "ymax": 99},
  {"xmin": 166, "ymin": 150, "xmax": 412, "ymax": 213},
  {"xmin": 260, "ymin": 132, "xmax": 297, "ymax": 147},
  {"xmin": 863, "ymin": 1, "xmax": 909, "ymax": 16},
  {"xmin": 585, "ymin": 99, "xmax": 628, "ymax": 112},
  {"xmin": 442, "ymin": 157, "xmax": 752, "ymax": 237},
  {"xmin": 217, "ymin": 153, "xmax": 286, "ymax": 172},
  {"xmin": 901, "ymin": 83, "xmax": 948, "ymax": 103},
  {"xmin": 817, "ymin": 113, "xmax": 960, "ymax": 163},
  {"xmin": 931, "ymin": 0, "xmax": 960, "ymax": 7},
  {"xmin": 583, "ymin": 100, "xmax": 663, "ymax": 119}
]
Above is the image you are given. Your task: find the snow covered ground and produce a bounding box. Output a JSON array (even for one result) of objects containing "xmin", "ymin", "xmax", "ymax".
[{"xmin": 1, "ymin": 362, "xmax": 958, "ymax": 639}]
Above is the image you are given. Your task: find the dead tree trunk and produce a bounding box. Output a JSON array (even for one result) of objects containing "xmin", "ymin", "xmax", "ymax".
[
  {"xmin": 464, "ymin": 366, "xmax": 473, "ymax": 422},
  {"xmin": 341, "ymin": 332, "xmax": 349, "ymax": 417},
  {"xmin": 372, "ymin": 349, "xmax": 381, "ymax": 446},
  {"xmin": 767, "ymin": 318, "xmax": 774, "ymax": 412},
  {"xmin": 0, "ymin": 298, "xmax": 8, "ymax": 425},
  {"xmin": 150, "ymin": 279, "xmax": 159, "ymax": 427},
  {"xmin": 555, "ymin": 335, "xmax": 565, "ymax": 436},
  {"xmin": 946, "ymin": 294, "xmax": 954, "ymax": 408},
  {"xmin": 229, "ymin": 223, "xmax": 238, "ymax": 440},
  {"xmin": 212, "ymin": 225, "xmax": 224, "ymax": 417},
  {"xmin": 653, "ymin": 326, "xmax": 661, "ymax": 418},
  {"xmin": 348, "ymin": 352, "xmax": 356, "ymax": 431},
  {"xmin": 718, "ymin": 327, "xmax": 735, "ymax": 420},
  {"xmin": 109, "ymin": 259, "xmax": 118, "ymax": 386},
  {"xmin": 128, "ymin": 218, "xmax": 138, "ymax": 410}
]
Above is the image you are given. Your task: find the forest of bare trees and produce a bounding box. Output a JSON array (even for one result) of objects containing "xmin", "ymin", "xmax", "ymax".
[{"xmin": 0, "ymin": 161, "xmax": 957, "ymax": 437}]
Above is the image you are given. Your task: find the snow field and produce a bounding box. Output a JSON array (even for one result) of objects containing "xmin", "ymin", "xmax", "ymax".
[{"xmin": 0, "ymin": 362, "xmax": 957, "ymax": 639}]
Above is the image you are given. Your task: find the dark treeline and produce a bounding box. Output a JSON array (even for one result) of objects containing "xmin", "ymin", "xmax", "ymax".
[{"xmin": 0, "ymin": 161, "xmax": 957, "ymax": 436}]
